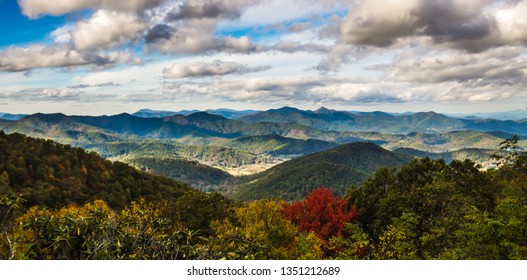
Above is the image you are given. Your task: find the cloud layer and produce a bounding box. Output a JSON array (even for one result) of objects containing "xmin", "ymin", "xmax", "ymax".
[
  {"xmin": 163, "ymin": 60, "xmax": 271, "ymax": 78},
  {"xmin": 2, "ymin": 0, "xmax": 527, "ymax": 113}
]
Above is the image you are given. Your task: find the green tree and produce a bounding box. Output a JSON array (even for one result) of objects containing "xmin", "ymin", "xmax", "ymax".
[{"xmin": 348, "ymin": 158, "xmax": 498, "ymax": 259}]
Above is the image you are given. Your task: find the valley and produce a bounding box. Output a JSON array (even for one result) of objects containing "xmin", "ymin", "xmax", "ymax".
[{"xmin": 0, "ymin": 107, "xmax": 524, "ymax": 197}]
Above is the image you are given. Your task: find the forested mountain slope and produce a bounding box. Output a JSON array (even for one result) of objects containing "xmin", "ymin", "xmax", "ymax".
[{"xmin": 232, "ymin": 142, "xmax": 412, "ymax": 201}]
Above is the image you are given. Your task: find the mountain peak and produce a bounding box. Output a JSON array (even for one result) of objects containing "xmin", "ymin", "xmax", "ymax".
[
  {"xmin": 314, "ymin": 107, "xmax": 334, "ymax": 114},
  {"xmin": 22, "ymin": 113, "xmax": 68, "ymax": 123},
  {"xmin": 268, "ymin": 106, "xmax": 301, "ymax": 113},
  {"xmin": 187, "ymin": 111, "xmax": 228, "ymax": 121}
]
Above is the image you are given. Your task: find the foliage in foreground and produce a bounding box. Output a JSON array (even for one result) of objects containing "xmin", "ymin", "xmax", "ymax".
[{"xmin": 2, "ymin": 130, "xmax": 527, "ymax": 259}]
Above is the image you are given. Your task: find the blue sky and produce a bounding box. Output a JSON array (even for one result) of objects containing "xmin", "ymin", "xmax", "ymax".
[
  {"xmin": 0, "ymin": 0, "xmax": 66, "ymax": 46},
  {"xmin": 1, "ymin": 0, "xmax": 527, "ymax": 115}
]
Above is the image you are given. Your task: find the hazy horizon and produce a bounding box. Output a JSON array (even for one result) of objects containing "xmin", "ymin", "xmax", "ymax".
[{"xmin": 2, "ymin": 106, "xmax": 527, "ymax": 119}]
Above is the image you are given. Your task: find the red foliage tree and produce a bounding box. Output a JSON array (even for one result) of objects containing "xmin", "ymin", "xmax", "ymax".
[{"xmin": 282, "ymin": 187, "xmax": 359, "ymax": 240}]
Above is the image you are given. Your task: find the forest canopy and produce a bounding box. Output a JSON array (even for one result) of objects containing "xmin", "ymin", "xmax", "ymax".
[{"xmin": 1, "ymin": 131, "xmax": 527, "ymax": 259}]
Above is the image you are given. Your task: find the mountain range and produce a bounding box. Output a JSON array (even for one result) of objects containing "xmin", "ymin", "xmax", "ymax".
[
  {"xmin": 0, "ymin": 106, "xmax": 523, "ymax": 197},
  {"xmin": 239, "ymin": 107, "xmax": 527, "ymax": 135}
]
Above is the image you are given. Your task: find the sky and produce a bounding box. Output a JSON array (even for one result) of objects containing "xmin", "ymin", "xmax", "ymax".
[{"xmin": 1, "ymin": 0, "xmax": 527, "ymax": 115}]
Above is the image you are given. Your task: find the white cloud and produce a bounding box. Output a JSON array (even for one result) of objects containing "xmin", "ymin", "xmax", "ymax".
[
  {"xmin": 340, "ymin": 0, "xmax": 421, "ymax": 47},
  {"xmin": 0, "ymin": 44, "xmax": 132, "ymax": 72},
  {"xmin": 338, "ymin": 0, "xmax": 527, "ymax": 52},
  {"xmin": 144, "ymin": 21, "xmax": 257, "ymax": 54},
  {"xmin": 494, "ymin": 1, "xmax": 527, "ymax": 45},
  {"xmin": 0, "ymin": 44, "xmax": 87, "ymax": 71},
  {"xmin": 18, "ymin": 0, "xmax": 163, "ymax": 18},
  {"xmin": 2, "ymin": 88, "xmax": 81, "ymax": 101},
  {"xmin": 376, "ymin": 46, "xmax": 527, "ymax": 86},
  {"xmin": 163, "ymin": 60, "xmax": 270, "ymax": 78},
  {"xmin": 72, "ymin": 10, "xmax": 146, "ymax": 50}
]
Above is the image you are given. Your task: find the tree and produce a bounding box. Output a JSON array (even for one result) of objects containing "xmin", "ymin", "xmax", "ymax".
[
  {"xmin": 171, "ymin": 191, "xmax": 234, "ymax": 236},
  {"xmin": 493, "ymin": 135, "xmax": 524, "ymax": 167},
  {"xmin": 347, "ymin": 158, "xmax": 498, "ymax": 259},
  {"xmin": 10, "ymin": 200, "xmax": 197, "ymax": 260},
  {"xmin": 205, "ymin": 200, "xmax": 324, "ymax": 260},
  {"xmin": 282, "ymin": 187, "xmax": 358, "ymax": 240}
]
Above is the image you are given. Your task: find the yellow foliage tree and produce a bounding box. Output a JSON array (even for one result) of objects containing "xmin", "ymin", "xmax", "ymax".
[{"xmin": 206, "ymin": 200, "xmax": 323, "ymax": 260}]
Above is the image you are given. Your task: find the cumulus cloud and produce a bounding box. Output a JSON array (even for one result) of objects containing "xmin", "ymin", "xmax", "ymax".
[
  {"xmin": 72, "ymin": 10, "xmax": 146, "ymax": 50},
  {"xmin": 10, "ymin": 88, "xmax": 81, "ymax": 101},
  {"xmin": 163, "ymin": 60, "xmax": 271, "ymax": 78},
  {"xmin": 0, "ymin": 44, "xmax": 132, "ymax": 72},
  {"xmin": 144, "ymin": 24, "xmax": 175, "ymax": 44},
  {"xmin": 165, "ymin": 1, "xmax": 242, "ymax": 21},
  {"xmin": 145, "ymin": 22, "xmax": 257, "ymax": 54},
  {"xmin": 0, "ymin": 45, "xmax": 87, "ymax": 72},
  {"xmin": 375, "ymin": 46, "xmax": 527, "ymax": 86},
  {"xmin": 314, "ymin": 44, "xmax": 369, "ymax": 72},
  {"xmin": 339, "ymin": 0, "xmax": 527, "ymax": 52},
  {"xmin": 340, "ymin": 0, "xmax": 421, "ymax": 47},
  {"xmin": 439, "ymin": 83, "xmax": 518, "ymax": 102},
  {"xmin": 141, "ymin": 0, "xmax": 270, "ymax": 54},
  {"xmin": 12, "ymin": 0, "xmax": 338, "ymax": 72},
  {"xmin": 18, "ymin": 0, "xmax": 163, "ymax": 18}
]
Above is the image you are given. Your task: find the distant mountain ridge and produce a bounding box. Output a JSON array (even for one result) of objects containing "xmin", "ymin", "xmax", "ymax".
[
  {"xmin": 0, "ymin": 112, "xmax": 27, "ymax": 121},
  {"xmin": 239, "ymin": 106, "xmax": 527, "ymax": 135},
  {"xmin": 447, "ymin": 109, "xmax": 527, "ymax": 121},
  {"xmin": 132, "ymin": 108, "xmax": 260, "ymax": 119},
  {"xmin": 5, "ymin": 107, "xmax": 527, "ymax": 136}
]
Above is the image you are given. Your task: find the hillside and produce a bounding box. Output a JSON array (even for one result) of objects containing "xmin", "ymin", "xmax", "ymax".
[
  {"xmin": 91, "ymin": 140, "xmax": 272, "ymax": 168},
  {"xmin": 214, "ymin": 134, "xmax": 338, "ymax": 156},
  {"xmin": 394, "ymin": 147, "xmax": 504, "ymax": 168},
  {"xmin": 361, "ymin": 130, "xmax": 507, "ymax": 152},
  {"xmin": 240, "ymin": 107, "xmax": 466, "ymax": 133},
  {"xmin": 125, "ymin": 157, "xmax": 234, "ymax": 192},
  {"xmin": 0, "ymin": 131, "xmax": 191, "ymax": 209},
  {"xmin": 232, "ymin": 142, "xmax": 412, "ymax": 201}
]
